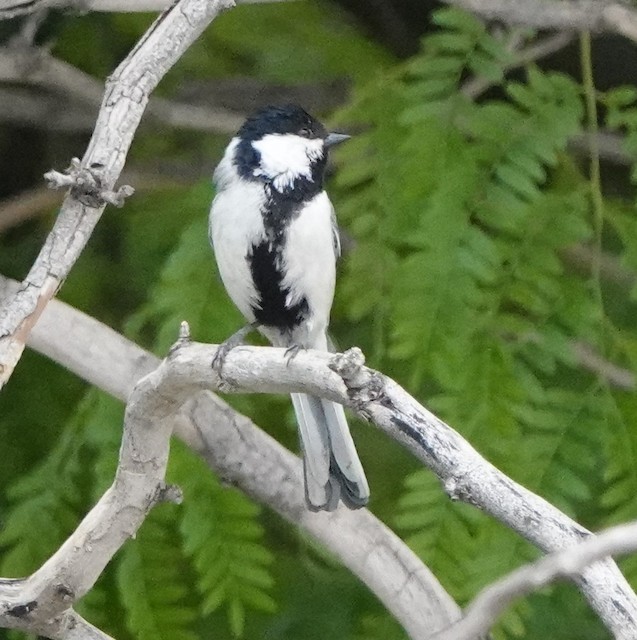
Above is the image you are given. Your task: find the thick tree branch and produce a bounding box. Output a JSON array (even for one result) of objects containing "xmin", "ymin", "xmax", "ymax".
[
  {"xmin": 0, "ymin": 337, "xmax": 183, "ymax": 637},
  {"xmin": 0, "ymin": 276, "xmax": 461, "ymax": 640},
  {"xmin": 0, "ymin": 0, "xmax": 234, "ymax": 390},
  {"xmin": 0, "ymin": 599, "xmax": 115, "ymax": 640},
  {"xmin": 162, "ymin": 339, "xmax": 637, "ymax": 639},
  {"xmin": 434, "ymin": 519, "xmax": 637, "ymax": 640},
  {"xmin": 2, "ymin": 272, "xmax": 636, "ymax": 639},
  {"xmin": 441, "ymin": 0, "xmax": 637, "ymax": 44}
]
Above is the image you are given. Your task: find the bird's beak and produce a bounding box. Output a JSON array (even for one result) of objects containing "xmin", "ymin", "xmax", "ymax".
[{"xmin": 325, "ymin": 132, "xmax": 351, "ymax": 148}]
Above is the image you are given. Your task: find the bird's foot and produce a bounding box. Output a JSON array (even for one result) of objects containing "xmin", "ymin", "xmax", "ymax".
[
  {"xmin": 284, "ymin": 344, "xmax": 306, "ymax": 366},
  {"xmin": 212, "ymin": 323, "xmax": 258, "ymax": 373}
]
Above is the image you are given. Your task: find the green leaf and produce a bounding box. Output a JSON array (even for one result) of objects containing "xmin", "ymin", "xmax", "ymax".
[
  {"xmin": 117, "ymin": 508, "xmax": 198, "ymax": 640},
  {"xmin": 170, "ymin": 442, "xmax": 276, "ymax": 635}
]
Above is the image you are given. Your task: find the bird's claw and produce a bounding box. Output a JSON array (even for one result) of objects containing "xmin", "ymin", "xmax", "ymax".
[
  {"xmin": 212, "ymin": 341, "xmax": 234, "ymax": 373},
  {"xmin": 212, "ymin": 323, "xmax": 257, "ymax": 373},
  {"xmin": 284, "ymin": 344, "xmax": 304, "ymax": 366}
]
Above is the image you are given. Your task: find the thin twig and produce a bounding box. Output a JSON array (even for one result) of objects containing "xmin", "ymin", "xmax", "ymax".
[
  {"xmin": 432, "ymin": 520, "xmax": 637, "ymax": 640},
  {"xmin": 0, "ymin": 0, "xmax": 289, "ymax": 19},
  {"xmin": 0, "ymin": 186, "xmax": 62, "ymax": 233},
  {"xmin": 0, "ymin": 47, "xmax": 244, "ymax": 134},
  {"xmin": 560, "ymin": 243, "xmax": 637, "ymax": 292},
  {"xmin": 462, "ymin": 31, "xmax": 574, "ymax": 100}
]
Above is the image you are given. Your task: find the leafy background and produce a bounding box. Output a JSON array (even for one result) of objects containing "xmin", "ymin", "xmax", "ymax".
[{"xmin": 1, "ymin": 2, "xmax": 637, "ymax": 638}]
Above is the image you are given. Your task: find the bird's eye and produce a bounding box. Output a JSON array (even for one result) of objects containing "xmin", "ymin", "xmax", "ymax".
[{"xmin": 299, "ymin": 127, "xmax": 312, "ymax": 138}]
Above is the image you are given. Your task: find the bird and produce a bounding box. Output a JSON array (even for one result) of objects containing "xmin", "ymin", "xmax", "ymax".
[{"xmin": 208, "ymin": 104, "xmax": 369, "ymax": 511}]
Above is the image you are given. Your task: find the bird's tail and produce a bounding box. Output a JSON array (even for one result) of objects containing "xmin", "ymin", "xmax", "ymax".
[{"xmin": 291, "ymin": 392, "xmax": 369, "ymax": 511}]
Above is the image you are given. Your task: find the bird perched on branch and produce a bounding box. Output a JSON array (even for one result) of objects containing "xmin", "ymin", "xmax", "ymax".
[{"xmin": 209, "ymin": 104, "xmax": 369, "ymax": 511}]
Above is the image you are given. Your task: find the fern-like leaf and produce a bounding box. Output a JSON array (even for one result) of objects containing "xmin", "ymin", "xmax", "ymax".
[{"xmin": 169, "ymin": 442, "xmax": 276, "ymax": 636}]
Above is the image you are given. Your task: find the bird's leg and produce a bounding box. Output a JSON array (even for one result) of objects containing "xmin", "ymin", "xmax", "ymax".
[{"xmin": 212, "ymin": 322, "xmax": 259, "ymax": 372}]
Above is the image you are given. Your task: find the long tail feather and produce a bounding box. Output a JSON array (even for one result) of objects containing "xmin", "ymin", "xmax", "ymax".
[
  {"xmin": 320, "ymin": 399, "xmax": 369, "ymax": 508},
  {"xmin": 291, "ymin": 392, "xmax": 369, "ymax": 511}
]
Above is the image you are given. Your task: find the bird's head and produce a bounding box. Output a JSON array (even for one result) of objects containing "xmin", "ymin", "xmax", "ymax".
[{"xmin": 230, "ymin": 104, "xmax": 350, "ymax": 193}]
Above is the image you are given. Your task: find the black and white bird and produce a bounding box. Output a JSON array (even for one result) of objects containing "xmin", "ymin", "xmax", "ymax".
[{"xmin": 209, "ymin": 104, "xmax": 369, "ymax": 511}]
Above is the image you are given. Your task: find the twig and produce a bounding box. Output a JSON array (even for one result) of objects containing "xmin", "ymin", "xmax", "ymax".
[
  {"xmin": 568, "ymin": 130, "xmax": 632, "ymax": 166},
  {"xmin": 0, "ymin": 0, "xmax": 289, "ymax": 19},
  {"xmin": 0, "ymin": 47, "xmax": 244, "ymax": 134},
  {"xmin": 2, "ymin": 273, "xmax": 634, "ymax": 640},
  {"xmin": 571, "ymin": 340, "xmax": 635, "ymax": 391},
  {"xmin": 0, "ymin": 170, "xmax": 197, "ymax": 235},
  {"xmin": 44, "ymin": 158, "xmax": 135, "ymax": 208},
  {"xmin": 441, "ymin": 0, "xmax": 637, "ymax": 44},
  {"xmin": 0, "ymin": 275, "xmax": 462, "ymax": 640},
  {"xmin": 0, "ymin": 0, "xmax": 234, "ymax": 391},
  {"xmin": 560, "ymin": 243, "xmax": 637, "ymax": 292},
  {"xmin": 462, "ymin": 31, "xmax": 574, "ymax": 100},
  {"xmin": 0, "ymin": 186, "xmax": 62, "ymax": 233},
  {"xmin": 432, "ymin": 519, "xmax": 637, "ymax": 640}
]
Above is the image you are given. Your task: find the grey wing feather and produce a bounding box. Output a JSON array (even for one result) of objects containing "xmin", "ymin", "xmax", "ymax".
[{"xmin": 330, "ymin": 204, "xmax": 342, "ymax": 259}]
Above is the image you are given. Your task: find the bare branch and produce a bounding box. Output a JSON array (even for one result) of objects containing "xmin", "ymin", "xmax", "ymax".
[
  {"xmin": 164, "ymin": 341, "xmax": 637, "ymax": 638},
  {"xmin": 0, "ymin": 47, "xmax": 244, "ymax": 134},
  {"xmin": 441, "ymin": 0, "xmax": 637, "ymax": 44},
  {"xmin": 0, "ymin": 275, "xmax": 461, "ymax": 640},
  {"xmin": 0, "ymin": 0, "xmax": 288, "ymax": 19},
  {"xmin": 561, "ymin": 243, "xmax": 637, "ymax": 292},
  {"xmin": 0, "ymin": 170, "xmax": 197, "ymax": 234},
  {"xmin": 0, "ymin": 186, "xmax": 62, "ymax": 233},
  {"xmin": 0, "ymin": 600, "xmax": 115, "ymax": 640},
  {"xmin": 571, "ymin": 340, "xmax": 636, "ymax": 391},
  {"xmin": 0, "ymin": 0, "xmax": 234, "ymax": 390},
  {"xmin": 3, "ymin": 272, "xmax": 635, "ymax": 640},
  {"xmin": 433, "ymin": 520, "xmax": 637, "ymax": 640}
]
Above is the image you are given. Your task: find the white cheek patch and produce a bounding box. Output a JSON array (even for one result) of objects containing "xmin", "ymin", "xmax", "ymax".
[{"xmin": 252, "ymin": 134, "xmax": 324, "ymax": 190}]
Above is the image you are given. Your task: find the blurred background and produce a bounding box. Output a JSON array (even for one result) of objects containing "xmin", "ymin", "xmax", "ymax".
[{"xmin": 2, "ymin": 1, "xmax": 637, "ymax": 638}]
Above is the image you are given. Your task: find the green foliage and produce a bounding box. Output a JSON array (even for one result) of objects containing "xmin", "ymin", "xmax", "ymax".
[
  {"xmin": 332, "ymin": 7, "xmax": 637, "ymax": 637},
  {"xmin": 170, "ymin": 442, "xmax": 276, "ymax": 636},
  {"xmin": 128, "ymin": 183, "xmax": 241, "ymax": 351},
  {"xmin": 117, "ymin": 506, "xmax": 199, "ymax": 640},
  {"xmin": 0, "ymin": 392, "xmax": 100, "ymax": 577}
]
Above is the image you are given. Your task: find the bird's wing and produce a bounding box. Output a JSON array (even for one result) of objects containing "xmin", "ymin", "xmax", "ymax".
[{"xmin": 330, "ymin": 203, "xmax": 342, "ymax": 260}]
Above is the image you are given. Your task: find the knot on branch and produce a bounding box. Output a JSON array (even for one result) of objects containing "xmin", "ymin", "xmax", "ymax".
[
  {"xmin": 443, "ymin": 474, "xmax": 481, "ymax": 506},
  {"xmin": 155, "ymin": 482, "xmax": 183, "ymax": 505},
  {"xmin": 6, "ymin": 600, "xmax": 37, "ymax": 618},
  {"xmin": 329, "ymin": 347, "xmax": 385, "ymax": 415},
  {"xmin": 44, "ymin": 158, "xmax": 135, "ymax": 208}
]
